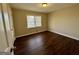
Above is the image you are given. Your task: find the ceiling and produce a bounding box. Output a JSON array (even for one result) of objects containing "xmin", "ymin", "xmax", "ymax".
[{"xmin": 10, "ymin": 3, "xmax": 77, "ymax": 13}]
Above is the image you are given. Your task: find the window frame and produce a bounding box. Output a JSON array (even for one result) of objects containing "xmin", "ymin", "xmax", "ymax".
[{"xmin": 26, "ymin": 15, "xmax": 42, "ymax": 28}]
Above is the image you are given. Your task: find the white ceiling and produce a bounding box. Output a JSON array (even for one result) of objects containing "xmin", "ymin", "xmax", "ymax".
[{"xmin": 10, "ymin": 3, "xmax": 77, "ymax": 13}]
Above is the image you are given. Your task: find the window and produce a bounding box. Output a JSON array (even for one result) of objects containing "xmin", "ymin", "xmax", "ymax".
[{"xmin": 27, "ymin": 16, "xmax": 42, "ymax": 28}]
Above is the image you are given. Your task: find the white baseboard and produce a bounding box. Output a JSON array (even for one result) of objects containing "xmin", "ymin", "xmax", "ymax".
[
  {"xmin": 4, "ymin": 46, "xmax": 14, "ymax": 55},
  {"xmin": 4, "ymin": 47, "xmax": 11, "ymax": 52},
  {"xmin": 16, "ymin": 30, "xmax": 47, "ymax": 38},
  {"xmin": 3, "ymin": 47, "xmax": 14, "ymax": 55},
  {"xmin": 49, "ymin": 30, "xmax": 79, "ymax": 40}
]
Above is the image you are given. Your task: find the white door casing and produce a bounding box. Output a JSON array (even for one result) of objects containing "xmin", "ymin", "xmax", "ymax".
[
  {"xmin": 2, "ymin": 4, "xmax": 15, "ymax": 49},
  {"xmin": 7, "ymin": 4, "xmax": 15, "ymax": 47},
  {"xmin": 0, "ymin": 4, "xmax": 8, "ymax": 52}
]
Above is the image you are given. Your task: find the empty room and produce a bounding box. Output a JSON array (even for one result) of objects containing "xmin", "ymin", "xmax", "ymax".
[{"xmin": 0, "ymin": 3, "xmax": 79, "ymax": 55}]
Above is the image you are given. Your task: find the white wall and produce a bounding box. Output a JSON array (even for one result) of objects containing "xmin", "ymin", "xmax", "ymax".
[{"xmin": 48, "ymin": 5, "xmax": 79, "ymax": 40}]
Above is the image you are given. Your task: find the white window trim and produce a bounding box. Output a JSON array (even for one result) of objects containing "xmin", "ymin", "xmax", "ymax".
[{"xmin": 26, "ymin": 15, "xmax": 42, "ymax": 28}]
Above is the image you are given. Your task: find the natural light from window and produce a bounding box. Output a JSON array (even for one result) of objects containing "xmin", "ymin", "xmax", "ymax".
[{"xmin": 27, "ymin": 16, "xmax": 42, "ymax": 28}]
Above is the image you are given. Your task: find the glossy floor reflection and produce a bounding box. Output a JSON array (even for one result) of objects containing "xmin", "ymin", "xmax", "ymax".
[{"xmin": 14, "ymin": 31, "xmax": 79, "ymax": 55}]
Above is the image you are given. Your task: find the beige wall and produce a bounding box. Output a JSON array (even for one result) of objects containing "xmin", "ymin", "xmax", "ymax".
[
  {"xmin": 12, "ymin": 8, "xmax": 48, "ymax": 37},
  {"xmin": 48, "ymin": 5, "xmax": 79, "ymax": 39}
]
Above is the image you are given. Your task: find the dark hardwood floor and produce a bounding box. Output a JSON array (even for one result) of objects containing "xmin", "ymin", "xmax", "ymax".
[{"xmin": 14, "ymin": 31, "xmax": 79, "ymax": 55}]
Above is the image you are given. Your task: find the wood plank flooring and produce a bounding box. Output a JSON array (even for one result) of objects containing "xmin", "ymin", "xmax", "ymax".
[{"xmin": 14, "ymin": 31, "xmax": 79, "ymax": 55}]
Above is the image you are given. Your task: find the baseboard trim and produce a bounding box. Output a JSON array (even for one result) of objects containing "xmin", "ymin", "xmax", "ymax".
[
  {"xmin": 4, "ymin": 47, "xmax": 11, "ymax": 52},
  {"xmin": 4, "ymin": 47, "xmax": 14, "ymax": 55},
  {"xmin": 49, "ymin": 30, "xmax": 79, "ymax": 40},
  {"xmin": 16, "ymin": 30, "xmax": 47, "ymax": 38}
]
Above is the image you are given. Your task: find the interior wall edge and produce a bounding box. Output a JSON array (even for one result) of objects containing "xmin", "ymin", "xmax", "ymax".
[
  {"xmin": 48, "ymin": 29, "xmax": 79, "ymax": 40},
  {"xmin": 11, "ymin": 8, "xmax": 48, "ymax": 14},
  {"xmin": 16, "ymin": 30, "xmax": 47, "ymax": 38}
]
